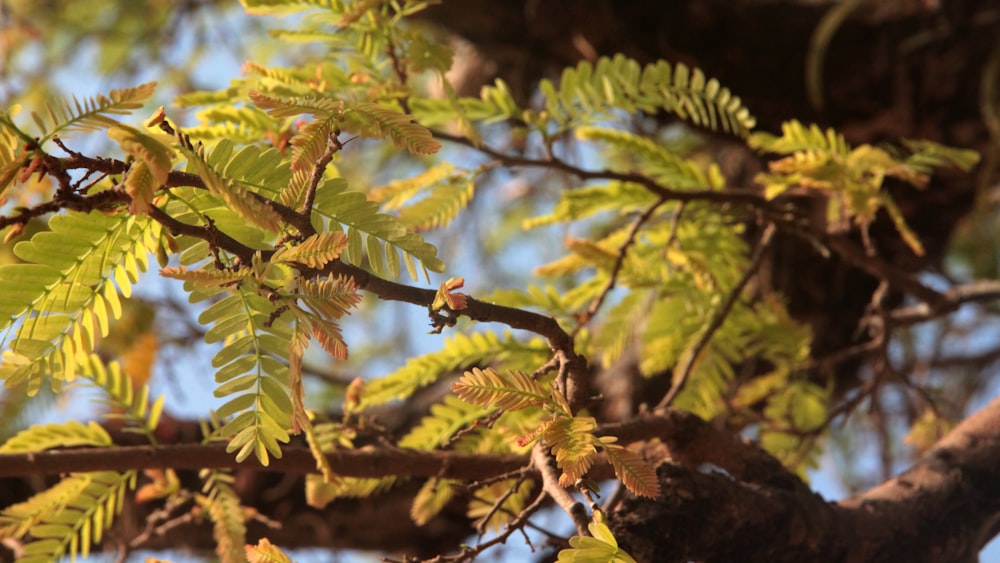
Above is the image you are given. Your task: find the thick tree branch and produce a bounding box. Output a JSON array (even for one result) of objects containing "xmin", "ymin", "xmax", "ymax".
[
  {"xmin": 838, "ymin": 394, "xmax": 1000, "ymax": 562},
  {"xmin": 0, "ymin": 443, "xmax": 526, "ymax": 480},
  {"xmin": 609, "ymin": 394, "xmax": 1000, "ymax": 563}
]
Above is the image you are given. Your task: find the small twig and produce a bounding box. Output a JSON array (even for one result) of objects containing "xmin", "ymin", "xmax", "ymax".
[
  {"xmin": 573, "ymin": 196, "xmax": 667, "ymax": 335},
  {"xmin": 432, "ymin": 129, "xmax": 770, "ymax": 209},
  {"xmin": 421, "ymin": 488, "xmax": 551, "ymax": 563},
  {"xmin": 601, "ymin": 481, "xmax": 627, "ymax": 514},
  {"xmin": 655, "ymin": 222, "xmax": 777, "ymax": 411},
  {"xmin": 663, "ymin": 201, "xmax": 687, "ymax": 254},
  {"xmin": 531, "ymin": 442, "xmax": 589, "ymax": 536},
  {"xmin": 825, "ymin": 235, "xmax": 947, "ymax": 309},
  {"xmin": 466, "ymin": 466, "xmax": 530, "ymax": 491},
  {"xmin": 385, "ymin": 30, "xmax": 411, "ymax": 114},
  {"xmin": 473, "ymin": 473, "xmax": 530, "ymax": 536},
  {"xmin": 531, "ymin": 354, "xmax": 561, "ymax": 380},
  {"xmin": 129, "ymin": 494, "xmax": 194, "ymax": 549},
  {"xmin": 806, "ymin": 339, "xmax": 882, "ymax": 372},
  {"xmin": 447, "ymin": 409, "xmax": 503, "ymax": 447},
  {"xmin": 888, "ymin": 279, "xmax": 1000, "ymax": 325},
  {"xmin": 51, "ymin": 136, "xmax": 82, "ymax": 158},
  {"xmin": 298, "ymin": 133, "xmax": 342, "ymax": 225}
]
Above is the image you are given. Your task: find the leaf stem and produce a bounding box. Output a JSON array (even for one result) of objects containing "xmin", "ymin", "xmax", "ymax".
[{"xmin": 655, "ymin": 221, "xmax": 777, "ymax": 411}]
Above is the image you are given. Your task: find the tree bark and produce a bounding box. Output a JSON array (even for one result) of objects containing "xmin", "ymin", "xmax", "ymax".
[{"xmin": 611, "ymin": 396, "xmax": 1000, "ymax": 563}]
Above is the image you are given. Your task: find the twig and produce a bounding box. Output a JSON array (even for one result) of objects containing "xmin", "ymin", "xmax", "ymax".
[
  {"xmin": 573, "ymin": 196, "xmax": 667, "ymax": 335},
  {"xmin": 888, "ymin": 279, "xmax": 1000, "ymax": 325},
  {"xmin": 385, "ymin": 29, "xmax": 411, "ymax": 114},
  {"xmin": 147, "ymin": 206, "xmax": 256, "ymax": 264},
  {"xmin": 473, "ymin": 473, "xmax": 530, "ymax": 536},
  {"xmin": 59, "ymin": 154, "xmax": 311, "ymax": 233},
  {"xmin": 825, "ymin": 236, "xmax": 947, "ymax": 309},
  {"xmin": 129, "ymin": 495, "xmax": 196, "ymax": 549},
  {"xmin": 531, "ymin": 442, "xmax": 589, "ymax": 536},
  {"xmin": 432, "ymin": 129, "xmax": 769, "ymax": 209},
  {"xmin": 421, "ymin": 488, "xmax": 551, "ymax": 563},
  {"xmin": 298, "ymin": 134, "xmax": 343, "ymax": 226},
  {"xmin": 655, "ymin": 222, "xmax": 777, "ymax": 411}
]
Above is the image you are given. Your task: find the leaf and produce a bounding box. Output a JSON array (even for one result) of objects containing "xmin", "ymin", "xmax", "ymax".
[
  {"xmin": 901, "ymin": 139, "xmax": 980, "ymax": 173},
  {"xmin": 80, "ymin": 354, "xmax": 165, "ymax": 440},
  {"xmin": 410, "ymin": 478, "xmax": 458, "ymax": 526},
  {"xmin": 557, "ymin": 514, "xmax": 639, "ymax": 563},
  {"xmin": 311, "ymin": 317, "xmax": 349, "ymax": 360},
  {"xmin": 273, "ymin": 231, "xmax": 349, "ymax": 269},
  {"xmin": 524, "ymin": 181, "xmax": 658, "ymax": 228},
  {"xmin": 311, "ymin": 182, "xmax": 445, "ymax": 280},
  {"xmin": 575, "ymin": 127, "xmax": 710, "ymax": 190},
  {"xmin": 1, "ymin": 471, "xmax": 136, "ymax": 562},
  {"xmin": 358, "ymin": 331, "xmax": 548, "ymax": 409},
  {"xmin": 0, "ymin": 213, "xmax": 158, "ymax": 393},
  {"xmin": 180, "ymin": 144, "xmax": 283, "ymax": 233},
  {"xmin": 198, "ymin": 472, "xmax": 248, "ymax": 563},
  {"xmin": 398, "ymin": 395, "xmax": 487, "ymax": 450},
  {"xmin": 0, "ymin": 420, "xmax": 111, "ymax": 453},
  {"xmin": 538, "ymin": 55, "xmax": 755, "ymax": 136},
  {"xmin": 344, "ymin": 102, "xmax": 441, "ymax": 155},
  {"xmin": 289, "ymin": 117, "xmax": 335, "ymax": 171},
  {"xmin": 246, "ymin": 538, "xmax": 293, "ymax": 563},
  {"xmin": 544, "ymin": 415, "xmax": 599, "ymax": 486},
  {"xmin": 107, "ymin": 123, "xmax": 174, "ymax": 185},
  {"xmin": 31, "ymin": 82, "xmax": 157, "ymax": 143},
  {"xmin": 431, "ymin": 276, "xmax": 468, "ymax": 311},
  {"xmin": 601, "ymin": 440, "xmax": 661, "ymax": 499},
  {"xmin": 160, "ymin": 266, "xmax": 251, "ymax": 287},
  {"xmin": 452, "ymin": 367, "xmax": 548, "ymax": 412},
  {"xmin": 122, "ymin": 160, "xmax": 157, "ymax": 214},
  {"xmin": 202, "ymin": 288, "xmax": 294, "ymax": 466},
  {"xmin": 293, "ymin": 273, "xmax": 362, "ymax": 319}
]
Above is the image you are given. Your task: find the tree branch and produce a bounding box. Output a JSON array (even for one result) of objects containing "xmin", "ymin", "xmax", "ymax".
[
  {"xmin": 889, "ymin": 279, "xmax": 1000, "ymax": 325},
  {"xmin": 608, "ymin": 393, "xmax": 1000, "ymax": 563},
  {"xmin": 0, "ymin": 443, "xmax": 526, "ymax": 480}
]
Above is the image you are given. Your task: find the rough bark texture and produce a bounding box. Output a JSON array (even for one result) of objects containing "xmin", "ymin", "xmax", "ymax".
[{"xmin": 611, "ymin": 396, "xmax": 1000, "ymax": 563}]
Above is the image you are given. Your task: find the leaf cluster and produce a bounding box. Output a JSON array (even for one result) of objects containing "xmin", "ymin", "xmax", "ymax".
[{"xmin": 750, "ymin": 120, "xmax": 980, "ymax": 255}]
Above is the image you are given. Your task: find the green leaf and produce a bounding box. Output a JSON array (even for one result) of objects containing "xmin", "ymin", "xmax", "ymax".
[{"xmin": 180, "ymin": 144, "xmax": 283, "ymax": 233}]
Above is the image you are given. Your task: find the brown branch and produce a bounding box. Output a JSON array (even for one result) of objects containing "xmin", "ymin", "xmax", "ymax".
[
  {"xmin": 0, "ymin": 443, "xmax": 527, "ymax": 480},
  {"xmin": 832, "ymin": 394, "xmax": 1000, "ymax": 561},
  {"xmin": 147, "ymin": 205, "xmax": 258, "ymax": 264},
  {"xmin": 432, "ymin": 130, "xmax": 769, "ymax": 208},
  {"xmin": 0, "ymin": 410, "xmax": 769, "ymax": 483},
  {"xmin": 824, "ymin": 235, "xmax": 947, "ymax": 308},
  {"xmin": 531, "ymin": 442, "xmax": 589, "ymax": 536},
  {"xmin": 605, "ymin": 394, "xmax": 1000, "ymax": 563},
  {"xmin": 888, "ymin": 279, "xmax": 1000, "ymax": 325},
  {"xmin": 59, "ymin": 155, "xmax": 311, "ymax": 233},
  {"xmin": 297, "ymin": 135, "xmax": 341, "ymax": 226},
  {"xmin": 655, "ymin": 221, "xmax": 777, "ymax": 410}
]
